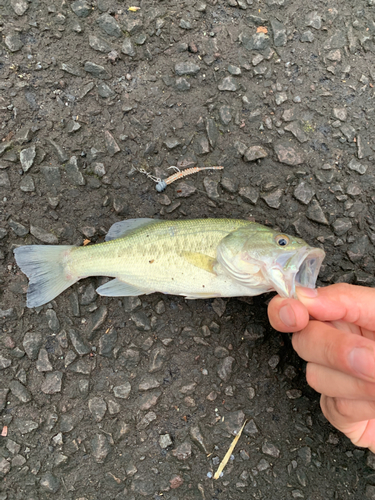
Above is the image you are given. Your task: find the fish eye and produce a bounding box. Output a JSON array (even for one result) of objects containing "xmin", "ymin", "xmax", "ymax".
[{"xmin": 275, "ymin": 234, "xmax": 290, "ymax": 247}]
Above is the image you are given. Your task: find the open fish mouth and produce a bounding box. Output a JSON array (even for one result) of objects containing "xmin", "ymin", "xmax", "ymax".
[
  {"xmin": 295, "ymin": 248, "xmax": 325, "ymax": 289},
  {"xmin": 270, "ymin": 246, "xmax": 325, "ymax": 298}
]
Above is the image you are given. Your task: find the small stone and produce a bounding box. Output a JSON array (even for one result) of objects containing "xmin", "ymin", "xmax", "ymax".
[
  {"xmin": 206, "ymin": 118, "xmax": 218, "ymax": 148},
  {"xmin": 0, "ymin": 172, "xmax": 10, "ymax": 188},
  {"xmin": 357, "ymin": 135, "xmax": 372, "ymax": 159},
  {"xmin": 123, "ymin": 17, "xmax": 143, "ymax": 34},
  {"xmin": 306, "ymin": 199, "xmax": 329, "ymax": 225},
  {"xmin": 218, "ymin": 76, "xmax": 238, "ymax": 91},
  {"xmin": 68, "ymin": 329, "xmax": 91, "ymax": 355},
  {"xmin": 219, "ymin": 105, "xmax": 232, "ymax": 125},
  {"xmin": 0, "ymin": 355, "xmax": 11, "ymax": 370},
  {"xmin": 180, "ymin": 19, "xmax": 192, "ymax": 29},
  {"xmin": 14, "ymin": 418, "xmax": 38, "ymax": 434},
  {"xmin": 5, "ymin": 34, "xmax": 24, "ymax": 52},
  {"xmin": 104, "ymin": 131, "xmax": 121, "ymax": 156},
  {"xmin": 240, "ymin": 31, "xmax": 270, "ymax": 51},
  {"xmin": 30, "ymin": 225, "xmax": 58, "ymax": 244},
  {"xmin": 175, "ymin": 77, "xmax": 190, "ymax": 91},
  {"xmin": 46, "ymin": 309, "xmax": 59, "ymax": 331},
  {"xmin": 137, "ymin": 411, "xmax": 157, "ymax": 430},
  {"xmin": 113, "ymin": 382, "xmax": 131, "ymax": 399},
  {"xmin": 36, "ymin": 348, "xmax": 53, "ymax": 372},
  {"xmin": 40, "ymin": 472, "xmax": 60, "ymax": 493},
  {"xmin": 301, "ymin": 30, "xmax": 314, "ymax": 42},
  {"xmin": 9, "ymin": 220, "xmax": 28, "ymax": 237},
  {"xmin": 286, "ymin": 389, "xmax": 302, "ymax": 399},
  {"xmin": 195, "ymin": 135, "xmax": 210, "ymax": 155},
  {"xmin": 228, "ymin": 64, "xmax": 241, "ymax": 75},
  {"xmin": 190, "ymin": 425, "xmax": 209, "ymax": 453},
  {"xmin": 98, "ymin": 327, "xmax": 117, "ymax": 357},
  {"xmin": 91, "ymin": 434, "xmax": 111, "ymax": 463},
  {"xmin": 84, "ymin": 62, "xmax": 111, "ymax": 80},
  {"xmin": 139, "ymin": 376, "xmax": 160, "ymax": 391},
  {"xmin": 203, "ymin": 177, "xmax": 220, "ymax": 199},
  {"xmin": 170, "ymin": 475, "xmax": 184, "ymax": 489},
  {"xmin": 239, "ymin": 186, "xmax": 259, "ymax": 204},
  {"xmin": 89, "ymin": 35, "xmax": 112, "ymax": 52},
  {"xmin": 348, "ymin": 158, "xmax": 367, "ymax": 174},
  {"xmin": 9, "ymin": 380, "xmax": 31, "ymax": 403},
  {"xmin": 271, "ymin": 18, "xmax": 287, "ymax": 47},
  {"xmin": 164, "ymin": 137, "xmax": 181, "ymax": 149},
  {"xmin": 244, "ymin": 419, "xmax": 258, "ymax": 436},
  {"xmin": 294, "ymin": 181, "xmax": 315, "ymax": 204},
  {"xmin": 148, "ymin": 347, "xmax": 167, "ymax": 373},
  {"xmin": 98, "ymin": 82, "xmax": 115, "ymax": 98},
  {"xmin": 305, "ymin": 11, "xmax": 321, "ymax": 30},
  {"xmin": 160, "ymin": 434, "xmax": 173, "ymax": 449},
  {"xmin": 88, "ymin": 397, "xmax": 107, "ymax": 422},
  {"xmin": 71, "ymin": 0, "xmax": 91, "ymax": 17},
  {"xmin": 20, "ymin": 145, "xmax": 36, "ymax": 172},
  {"xmin": 347, "ymin": 236, "xmax": 369, "ymax": 263},
  {"xmin": 133, "ymin": 33, "xmax": 147, "ymax": 45},
  {"xmin": 175, "ymin": 62, "xmax": 200, "ymax": 76},
  {"xmin": 244, "ymin": 145, "xmax": 267, "ymax": 162},
  {"xmin": 262, "ymin": 188, "xmax": 283, "ymax": 209},
  {"xmin": 139, "ymin": 391, "xmax": 161, "ymax": 410},
  {"xmin": 332, "ymin": 218, "xmax": 352, "ymax": 236},
  {"xmin": 131, "ymin": 311, "xmax": 151, "ymax": 330},
  {"xmin": 121, "ymin": 39, "xmax": 136, "ymax": 57},
  {"xmin": 274, "ymin": 143, "xmax": 304, "ymax": 165},
  {"xmin": 284, "ymin": 121, "xmax": 309, "ymax": 143},
  {"xmin": 23, "ymin": 332, "xmax": 43, "ymax": 360},
  {"xmin": 11, "ymin": 0, "xmax": 28, "ymax": 15},
  {"xmin": 172, "ymin": 442, "xmax": 192, "ymax": 460},
  {"xmin": 41, "ymin": 372, "xmax": 63, "ymax": 394},
  {"xmin": 275, "ymin": 92, "xmax": 288, "ymax": 105},
  {"xmin": 218, "ymin": 356, "xmax": 235, "ymax": 382},
  {"xmin": 262, "ymin": 440, "xmax": 280, "ymax": 458},
  {"xmin": 65, "ymin": 156, "xmax": 85, "ymax": 185},
  {"xmin": 97, "ymin": 13, "xmax": 122, "ymax": 37},
  {"xmin": 340, "ymin": 123, "xmax": 356, "ymax": 142},
  {"xmin": 175, "ymin": 182, "xmax": 196, "ymax": 197},
  {"xmin": 123, "ymin": 296, "xmax": 141, "ymax": 312}
]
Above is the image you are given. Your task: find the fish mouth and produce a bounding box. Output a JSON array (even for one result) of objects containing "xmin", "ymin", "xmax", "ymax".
[{"xmin": 268, "ymin": 247, "xmax": 325, "ymax": 298}]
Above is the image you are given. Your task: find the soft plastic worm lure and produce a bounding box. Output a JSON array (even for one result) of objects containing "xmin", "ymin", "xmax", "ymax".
[{"xmin": 138, "ymin": 166, "xmax": 224, "ymax": 192}]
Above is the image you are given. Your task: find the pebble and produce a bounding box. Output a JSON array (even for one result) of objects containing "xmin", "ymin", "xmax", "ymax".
[
  {"xmin": 9, "ymin": 380, "xmax": 31, "ymax": 403},
  {"xmin": 5, "ymin": 34, "xmax": 24, "ymax": 52},
  {"xmin": 97, "ymin": 13, "xmax": 122, "ymax": 38},
  {"xmin": 104, "ymin": 131, "xmax": 121, "ymax": 156},
  {"xmin": 175, "ymin": 62, "xmax": 200, "ymax": 76},
  {"xmin": 88, "ymin": 397, "xmax": 107, "ymax": 422},
  {"xmin": 219, "ymin": 105, "xmax": 232, "ymax": 124},
  {"xmin": 348, "ymin": 158, "xmax": 367, "ymax": 175},
  {"xmin": 23, "ymin": 332, "xmax": 43, "ymax": 360},
  {"xmin": 0, "ymin": 355, "xmax": 11, "ymax": 370},
  {"xmin": 139, "ymin": 391, "xmax": 161, "ymax": 410},
  {"xmin": 306, "ymin": 199, "xmax": 329, "ymax": 225},
  {"xmin": 40, "ymin": 472, "xmax": 60, "ymax": 493},
  {"xmin": 20, "ymin": 145, "xmax": 36, "ymax": 172},
  {"xmin": 148, "ymin": 346, "xmax": 167, "ymax": 373},
  {"xmin": 113, "ymin": 382, "xmax": 131, "ymax": 399},
  {"xmin": 70, "ymin": 0, "xmax": 91, "ymax": 17},
  {"xmin": 84, "ymin": 62, "xmax": 111, "ymax": 80},
  {"xmin": 262, "ymin": 440, "xmax": 280, "ymax": 458},
  {"xmin": 91, "ymin": 434, "xmax": 111, "ymax": 463},
  {"xmin": 262, "ymin": 188, "xmax": 283, "ymax": 209},
  {"xmin": 29, "ymin": 225, "xmax": 58, "ymax": 244},
  {"xmin": 294, "ymin": 181, "xmax": 315, "ymax": 204},
  {"xmin": 122, "ymin": 39, "xmax": 136, "ymax": 57},
  {"xmin": 41, "ymin": 372, "xmax": 63, "ymax": 394},
  {"xmin": 217, "ymin": 356, "xmax": 235, "ymax": 382},
  {"xmin": 203, "ymin": 177, "xmax": 220, "ymax": 199},
  {"xmin": 274, "ymin": 143, "xmax": 304, "ymax": 165},
  {"xmin": 301, "ymin": 31, "xmax": 314, "ymax": 42},
  {"xmin": 89, "ymin": 35, "xmax": 112, "ymax": 53},
  {"xmin": 244, "ymin": 145, "xmax": 268, "ymax": 162},
  {"xmin": 36, "ymin": 348, "xmax": 53, "ymax": 372},
  {"xmin": 0, "ymin": 172, "xmax": 10, "ymax": 188},
  {"xmin": 172, "ymin": 441, "xmax": 192, "ymax": 460},
  {"xmin": 98, "ymin": 327, "xmax": 117, "ymax": 357},
  {"xmin": 159, "ymin": 434, "xmax": 173, "ymax": 449},
  {"xmin": 218, "ymin": 76, "xmax": 238, "ymax": 91}
]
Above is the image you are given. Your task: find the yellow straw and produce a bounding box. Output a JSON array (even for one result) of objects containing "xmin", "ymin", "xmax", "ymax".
[{"xmin": 213, "ymin": 420, "xmax": 247, "ymax": 480}]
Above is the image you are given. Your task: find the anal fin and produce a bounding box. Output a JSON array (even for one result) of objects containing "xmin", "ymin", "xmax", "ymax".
[{"xmin": 96, "ymin": 279, "xmax": 151, "ymax": 297}]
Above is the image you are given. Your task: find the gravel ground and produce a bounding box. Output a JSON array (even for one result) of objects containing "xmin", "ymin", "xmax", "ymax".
[{"xmin": 1, "ymin": 0, "xmax": 375, "ymax": 498}]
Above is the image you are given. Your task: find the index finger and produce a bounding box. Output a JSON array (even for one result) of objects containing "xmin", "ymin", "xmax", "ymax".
[{"xmin": 296, "ymin": 283, "xmax": 375, "ymax": 331}]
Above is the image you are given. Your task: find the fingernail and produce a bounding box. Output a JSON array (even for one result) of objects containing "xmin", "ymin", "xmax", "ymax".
[
  {"xmin": 279, "ymin": 304, "xmax": 297, "ymax": 328},
  {"xmin": 349, "ymin": 347, "xmax": 375, "ymax": 379},
  {"xmin": 297, "ymin": 287, "xmax": 318, "ymax": 298}
]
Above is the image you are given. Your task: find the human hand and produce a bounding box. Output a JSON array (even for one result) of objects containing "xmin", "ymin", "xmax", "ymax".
[{"xmin": 267, "ymin": 283, "xmax": 375, "ymax": 452}]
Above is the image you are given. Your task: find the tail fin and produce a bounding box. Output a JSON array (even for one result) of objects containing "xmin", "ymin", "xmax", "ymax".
[{"xmin": 14, "ymin": 245, "xmax": 77, "ymax": 308}]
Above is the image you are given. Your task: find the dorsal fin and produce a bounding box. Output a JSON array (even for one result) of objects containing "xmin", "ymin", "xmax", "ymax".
[{"xmin": 105, "ymin": 218, "xmax": 157, "ymax": 241}]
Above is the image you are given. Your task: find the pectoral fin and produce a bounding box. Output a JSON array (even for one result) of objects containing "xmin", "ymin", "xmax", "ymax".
[
  {"xmin": 182, "ymin": 251, "xmax": 216, "ymax": 274},
  {"xmin": 96, "ymin": 279, "xmax": 152, "ymax": 297}
]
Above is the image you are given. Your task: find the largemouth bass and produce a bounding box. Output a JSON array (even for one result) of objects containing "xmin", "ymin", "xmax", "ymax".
[{"xmin": 14, "ymin": 218, "xmax": 325, "ymax": 308}]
